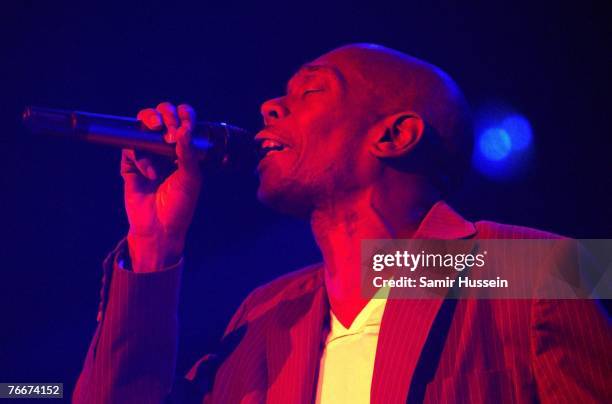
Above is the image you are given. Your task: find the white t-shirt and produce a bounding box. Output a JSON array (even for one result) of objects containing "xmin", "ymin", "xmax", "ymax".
[{"xmin": 315, "ymin": 294, "xmax": 388, "ymax": 404}]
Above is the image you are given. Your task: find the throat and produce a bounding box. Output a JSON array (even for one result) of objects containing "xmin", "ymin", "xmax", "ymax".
[
  {"xmin": 328, "ymin": 292, "xmax": 371, "ymax": 329},
  {"xmin": 312, "ymin": 191, "xmax": 391, "ymax": 328}
]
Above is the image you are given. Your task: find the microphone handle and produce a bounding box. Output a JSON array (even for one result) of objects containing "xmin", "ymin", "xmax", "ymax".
[{"xmin": 22, "ymin": 106, "xmax": 256, "ymax": 168}]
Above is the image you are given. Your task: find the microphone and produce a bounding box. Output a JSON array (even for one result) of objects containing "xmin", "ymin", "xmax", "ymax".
[{"xmin": 22, "ymin": 106, "xmax": 257, "ymax": 170}]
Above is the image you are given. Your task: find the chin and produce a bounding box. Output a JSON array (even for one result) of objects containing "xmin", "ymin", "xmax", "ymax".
[{"xmin": 256, "ymin": 181, "xmax": 314, "ymax": 218}]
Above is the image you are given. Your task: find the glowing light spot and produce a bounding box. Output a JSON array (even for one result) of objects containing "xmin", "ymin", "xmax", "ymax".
[
  {"xmin": 478, "ymin": 128, "xmax": 512, "ymax": 161},
  {"xmin": 501, "ymin": 115, "xmax": 532, "ymax": 151},
  {"xmin": 472, "ymin": 105, "xmax": 534, "ymax": 180}
]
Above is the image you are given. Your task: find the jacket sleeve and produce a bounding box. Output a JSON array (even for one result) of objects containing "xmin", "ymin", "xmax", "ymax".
[
  {"xmin": 73, "ymin": 239, "xmax": 256, "ymax": 404},
  {"xmin": 72, "ymin": 239, "xmax": 183, "ymax": 403},
  {"xmin": 531, "ymin": 298, "xmax": 612, "ymax": 403}
]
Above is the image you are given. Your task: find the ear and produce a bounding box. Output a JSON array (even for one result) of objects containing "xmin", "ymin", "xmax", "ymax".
[{"xmin": 369, "ymin": 112, "xmax": 425, "ymax": 158}]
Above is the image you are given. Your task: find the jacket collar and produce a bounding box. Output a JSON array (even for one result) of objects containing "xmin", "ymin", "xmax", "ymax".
[
  {"xmin": 265, "ymin": 284, "xmax": 328, "ymax": 404},
  {"xmin": 371, "ymin": 200, "xmax": 476, "ymax": 403},
  {"xmin": 265, "ymin": 201, "xmax": 476, "ymax": 403},
  {"xmin": 413, "ymin": 200, "xmax": 476, "ymax": 240}
]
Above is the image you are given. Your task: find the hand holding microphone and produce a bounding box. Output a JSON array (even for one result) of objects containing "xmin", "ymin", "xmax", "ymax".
[
  {"xmin": 123, "ymin": 102, "xmax": 202, "ymax": 273},
  {"xmin": 23, "ymin": 102, "xmax": 257, "ymax": 272}
]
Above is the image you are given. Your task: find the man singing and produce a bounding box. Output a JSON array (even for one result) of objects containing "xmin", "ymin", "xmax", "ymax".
[{"xmin": 73, "ymin": 44, "xmax": 611, "ymax": 403}]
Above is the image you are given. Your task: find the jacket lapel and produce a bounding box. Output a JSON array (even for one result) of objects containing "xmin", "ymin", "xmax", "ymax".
[
  {"xmin": 371, "ymin": 201, "xmax": 476, "ymax": 404},
  {"xmin": 265, "ymin": 272, "xmax": 328, "ymax": 404}
]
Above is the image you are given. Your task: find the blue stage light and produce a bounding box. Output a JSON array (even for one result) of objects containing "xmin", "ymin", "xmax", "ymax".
[
  {"xmin": 501, "ymin": 114, "xmax": 532, "ymax": 151},
  {"xmin": 478, "ymin": 128, "xmax": 512, "ymax": 161},
  {"xmin": 472, "ymin": 106, "xmax": 534, "ymax": 180}
]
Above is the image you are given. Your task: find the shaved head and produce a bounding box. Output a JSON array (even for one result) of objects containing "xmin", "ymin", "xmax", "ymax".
[
  {"xmin": 314, "ymin": 43, "xmax": 472, "ymax": 188},
  {"xmin": 257, "ymin": 43, "xmax": 472, "ymax": 215}
]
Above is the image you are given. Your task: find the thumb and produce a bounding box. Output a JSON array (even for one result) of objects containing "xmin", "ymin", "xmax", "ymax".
[
  {"xmin": 133, "ymin": 150, "xmax": 158, "ymax": 181},
  {"xmin": 120, "ymin": 149, "xmax": 158, "ymax": 194}
]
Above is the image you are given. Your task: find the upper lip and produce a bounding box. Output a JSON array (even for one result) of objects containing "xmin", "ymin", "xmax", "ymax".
[
  {"xmin": 254, "ymin": 129, "xmax": 291, "ymax": 146},
  {"xmin": 254, "ymin": 129, "xmax": 292, "ymax": 154}
]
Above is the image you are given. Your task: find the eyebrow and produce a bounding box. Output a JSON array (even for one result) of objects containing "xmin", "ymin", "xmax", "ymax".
[{"xmin": 286, "ymin": 64, "xmax": 343, "ymax": 94}]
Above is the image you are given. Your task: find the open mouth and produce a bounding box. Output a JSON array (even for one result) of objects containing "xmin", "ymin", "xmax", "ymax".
[{"xmin": 258, "ymin": 138, "xmax": 288, "ymax": 159}]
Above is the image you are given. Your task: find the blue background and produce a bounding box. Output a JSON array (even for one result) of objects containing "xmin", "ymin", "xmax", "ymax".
[{"xmin": 0, "ymin": 1, "xmax": 609, "ymax": 395}]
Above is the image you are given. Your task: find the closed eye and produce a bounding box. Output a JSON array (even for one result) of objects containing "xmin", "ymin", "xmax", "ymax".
[{"xmin": 303, "ymin": 89, "xmax": 324, "ymax": 97}]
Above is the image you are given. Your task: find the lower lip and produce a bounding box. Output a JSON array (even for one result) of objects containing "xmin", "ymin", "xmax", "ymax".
[{"xmin": 258, "ymin": 149, "xmax": 287, "ymax": 169}]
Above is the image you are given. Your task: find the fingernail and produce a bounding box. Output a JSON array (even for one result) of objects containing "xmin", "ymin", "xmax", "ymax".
[
  {"xmin": 151, "ymin": 115, "xmax": 162, "ymax": 127},
  {"xmin": 165, "ymin": 129, "xmax": 176, "ymax": 143},
  {"xmin": 146, "ymin": 166, "xmax": 157, "ymax": 180}
]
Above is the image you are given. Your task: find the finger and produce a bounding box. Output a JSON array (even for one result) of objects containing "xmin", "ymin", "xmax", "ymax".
[
  {"xmin": 137, "ymin": 108, "xmax": 163, "ymax": 130},
  {"xmin": 174, "ymin": 126, "xmax": 201, "ymax": 191},
  {"xmin": 175, "ymin": 124, "xmax": 198, "ymax": 170},
  {"xmin": 121, "ymin": 149, "xmax": 157, "ymax": 181},
  {"xmin": 176, "ymin": 104, "xmax": 198, "ymax": 171},
  {"xmin": 177, "ymin": 104, "xmax": 196, "ymax": 132},
  {"xmin": 156, "ymin": 102, "xmax": 179, "ymax": 143}
]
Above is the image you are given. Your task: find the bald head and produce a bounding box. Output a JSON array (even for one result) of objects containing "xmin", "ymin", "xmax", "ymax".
[
  {"xmin": 315, "ymin": 44, "xmax": 473, "ymax": 189},
  {"xmin": 257, "ymin": 43, "xmax": 472, "ymax": 214}
]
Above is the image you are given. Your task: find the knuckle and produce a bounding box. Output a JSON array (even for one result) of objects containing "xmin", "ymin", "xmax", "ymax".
[
  {"xmin": 177, "ymin": 103, "xmax": 194, "ymax": 115},
  {"xmin": 138, "ymin": 109, "xmax": 162, "ymax": 128},
  {"xmin": 135, "ymin": 156, "xmax": 151, "ymax": 167},
  {"xmin": 138, "ymin": 108, "xmax": 154, "ymax": 118},
  {"xmin": 164, "ymin": 132, "xmax": 177, "ymax": 143},
  {"xmin": 156, "ymin": 101, "xmax": 176, "ymax": 114},
  {"xmin": 158, "ymin": 107, "xmax": 179, "ymax": 126},
  {"xmin": 122, "ymin": 148, "xmax": 135, "ymax": 158},
  {"xmin": 145, "ymin": 114, "xmax": 162, "ymax": 128}
]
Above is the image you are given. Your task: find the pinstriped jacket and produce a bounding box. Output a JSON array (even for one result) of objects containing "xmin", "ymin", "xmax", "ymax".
[{"xmin": 73, "ymin": 201, "xmax": 612, "ymax": 403}]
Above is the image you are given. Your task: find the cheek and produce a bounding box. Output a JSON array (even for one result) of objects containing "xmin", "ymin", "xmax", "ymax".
[
  {"xmin": 299, "ymin": 132, "xmax": 362, "ymax": 185},
  {"xmin": 326, "ymin": 128, "xmax": 375, "ymax": 183},
  {"xmin": 290, "ymin": 102, "xmax": 366, "ymax": 177}
]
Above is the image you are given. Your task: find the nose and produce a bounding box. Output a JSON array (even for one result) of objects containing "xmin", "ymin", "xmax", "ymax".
[{"xmin": 260, "ymin": 97, "xmax": 289, "ymax": 125}]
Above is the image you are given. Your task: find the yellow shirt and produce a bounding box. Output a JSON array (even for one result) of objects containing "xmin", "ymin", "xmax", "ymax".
[{"xmin": 315, "ymin": 295, "xmax": 388, "ymax": 404}]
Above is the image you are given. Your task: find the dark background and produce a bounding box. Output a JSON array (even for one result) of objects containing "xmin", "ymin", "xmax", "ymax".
[{"xmin": 1, "ymin": 0, "xmax": 610, "ymax": 397}]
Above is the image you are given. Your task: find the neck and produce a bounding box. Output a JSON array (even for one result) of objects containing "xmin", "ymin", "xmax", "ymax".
[{"xmin": 311, "ymin": 175, "xmax": 439, "ymax": 328}]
